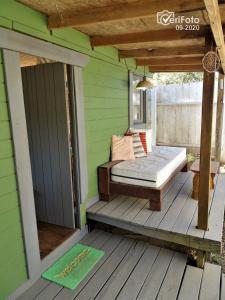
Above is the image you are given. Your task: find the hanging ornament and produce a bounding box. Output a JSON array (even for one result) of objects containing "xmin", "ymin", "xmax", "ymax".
[{"xmin": 202, "ymin": 50, "xmax": 220, "ymax": 73}]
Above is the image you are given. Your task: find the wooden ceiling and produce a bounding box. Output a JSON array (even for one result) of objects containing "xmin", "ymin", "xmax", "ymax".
[{"xmin": 19, "ymin": 0, "xmax": 225, "ymax": 72}]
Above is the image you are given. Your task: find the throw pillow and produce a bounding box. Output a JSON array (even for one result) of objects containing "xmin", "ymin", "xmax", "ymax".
[
  {"xmin": 111, "ymin": 135, "xmax": 135, "ymax": 161},
  {"xmin": 132, "ymin": 133, "xmax": 147, "ymax": 158}
]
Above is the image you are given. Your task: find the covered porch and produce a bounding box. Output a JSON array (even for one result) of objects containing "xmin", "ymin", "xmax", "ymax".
[{"xmin": 3, "ymin": 0, "xmax": 225, "ymax": 299}]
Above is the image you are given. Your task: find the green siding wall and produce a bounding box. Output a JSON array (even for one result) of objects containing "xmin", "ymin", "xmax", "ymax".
[{"xmin": 0, "ymin": 1, "xmax": 145, "ymax": 298}]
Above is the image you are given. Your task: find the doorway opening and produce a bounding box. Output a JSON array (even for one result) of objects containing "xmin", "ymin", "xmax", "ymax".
[{"xmin": 19, "ymin": 52, "xmax": 79, "ymax": 259}]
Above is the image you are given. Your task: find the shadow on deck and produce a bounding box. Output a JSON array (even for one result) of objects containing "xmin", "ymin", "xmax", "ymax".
[{"xmin": 87, "ymin": 172, "xmax": 225, "ymax": 253}]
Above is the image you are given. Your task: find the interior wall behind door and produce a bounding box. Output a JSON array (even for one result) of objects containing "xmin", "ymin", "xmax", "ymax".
[{"xmin": 21, "ymin": 63, "xmax": 75, "ymax": 228}]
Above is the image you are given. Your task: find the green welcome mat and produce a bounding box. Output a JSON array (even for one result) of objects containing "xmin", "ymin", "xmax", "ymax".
[{"xmin": 42, "ymin": 243, "xmax": 104, "ymax": 290}]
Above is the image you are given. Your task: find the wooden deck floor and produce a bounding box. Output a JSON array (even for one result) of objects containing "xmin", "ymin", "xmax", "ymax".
[
  {"xmin": 17, "ymin": 229, "xmax": 224, "ymax": 300},
  {"xmin": 87, "ymin": 172, "xmax": 225, "ymax": 253}
]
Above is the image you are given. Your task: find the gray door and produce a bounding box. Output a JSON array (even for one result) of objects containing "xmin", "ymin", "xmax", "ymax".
[{"xmin": 21, "ymin": 63, "xmax": 75, "ymax": 228}]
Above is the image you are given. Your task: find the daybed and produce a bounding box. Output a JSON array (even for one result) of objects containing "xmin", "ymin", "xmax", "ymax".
[{"xmin": 98, "ymin": 146, "xmax": 187, "ymax": 211}]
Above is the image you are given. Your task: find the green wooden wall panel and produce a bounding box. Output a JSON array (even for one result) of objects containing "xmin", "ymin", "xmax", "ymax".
[
  {"xmin": 0, "ymin": 64, "xmax": 4, "ymax": 83},
  {"xmin": 0, "ymin": 191, "xmax": 18, "ymax": 215},
  {"xmin": 0, "ymin": 157, "xmax": 15, "ymax": 178},
  {"xmin": 84, "ymin": 97, "xmax": 128, "ymax": 109},
  {"xmin": 0, "ymin": 16, "xmax": 12, "ymax": 29},
  {"xmin": 0, "ymin": 260, "xmax": 27, "ymax": 300},
  {"xmin": 0, "ymin": 121, "xmax": 11, "ymax": 140},
  {"xmin": 84, "ymin": 72, "xmax": 128, "ymax": 89},
  {"xmin": 84, "ymin": 85, "xmax": 128, "ymax": 99},
  {"xmin": 0, "ymin": 174, "xmax": 17, "ymax": 197},
  {"xmin": 86, "ymin": 110, "xmax": 127, "ymax": 121},
  {"xmin": 0, "ymin": 140, "xmax": 13, "ymax": 159},
  {"xmin": 0, "ymin": 101, "xmax": 9, "ymax": 120},
  {"xmin": 86, "ymin": 118, "xmax": 128, "ymax": 132},
  {"xmin": 0, "ymin": 83, "xmax": 7, "ymax": 102},
  {"xmin": 0, "ymin": 208, "xmax": 21, "ymax": 234}
]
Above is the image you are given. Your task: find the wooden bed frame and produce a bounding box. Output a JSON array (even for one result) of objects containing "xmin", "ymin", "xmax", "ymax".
[{"xmin": 98, "ymin": 159, "xmax": 188, "ymax": 211}]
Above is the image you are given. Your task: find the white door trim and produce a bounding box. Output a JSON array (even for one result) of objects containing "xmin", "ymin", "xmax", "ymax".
[{"xmin": 2, "ymin": 32, "xmax": 89, "ymax": 280}]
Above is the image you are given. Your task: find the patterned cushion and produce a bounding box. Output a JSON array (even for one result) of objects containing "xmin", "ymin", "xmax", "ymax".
[
  {"xmin": 124, "ymin": 129, "xmax": 147, "ymax": 153},
  {"xmin": 130, "ymin": 128, "xmax": 152, "ymax": 152},
  {"xmin": 111, "ymin": 135, "xmax": 135, "ymax": 161},
  {"xmin": 138, "ymin": 132, "xmax": 147, "ymax": 153},
  {"xmin": 132, "ymin": 133, "xmax": 147, "ymax": 158}
]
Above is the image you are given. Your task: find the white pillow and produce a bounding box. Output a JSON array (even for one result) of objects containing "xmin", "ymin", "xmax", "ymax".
[{"xmin": 130, "ymin": 128, "xmax": 152, "ymax": 152}]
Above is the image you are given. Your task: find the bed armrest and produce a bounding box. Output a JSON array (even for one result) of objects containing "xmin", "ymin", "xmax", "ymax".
[
  {"xmin": 98, "ymin": 160, "xmax": 122, "ymax": 201},
  {"xmin": 99, "ymin": 160, "xmax": 123, "ymax": 169}
]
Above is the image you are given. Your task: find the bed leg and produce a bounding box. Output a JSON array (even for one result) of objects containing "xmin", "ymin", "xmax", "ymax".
[
  {"xmin": 99, "ymin": 193, "xmax": 111, "ymax": 201},
  {"xmin": 181, "ymin": 163, "xmax": 188, "ymax": 172},
  {"xmin": 98, "ymin": 166, "xmax": 111, "ymax": 201},
  {"xmin": 149, "ymin": 190, "xmax": 162, "ymax": 211},
  {"xmin": 149, "ymin": 200, "xmax": 161, "ymax": 211}
]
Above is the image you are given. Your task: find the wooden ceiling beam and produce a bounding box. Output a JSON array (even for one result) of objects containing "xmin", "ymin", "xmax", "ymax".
[
  {"xmin": 119, "ymin": 46, "xmax": 205, "ymax": 59},
  {"xmin": 48, "ymin": 0, "xmax": 205, "ymax": 29},
  {"xmin": 149, "ymin": 65, "xmax": 203, "ymax": 72},
  {"xmin": 137, "ymin": 56, "xmax": 202, "ymax": 66},
  {"xmin": 204, "ymin": 0, "xmax": 225, "ymax": 73},
  {"xmin": 91, "ymin": 27, "xmax": 207, "ymax": 47}
]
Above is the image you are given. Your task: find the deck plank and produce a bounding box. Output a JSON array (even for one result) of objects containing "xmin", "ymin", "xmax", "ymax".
[
  {"xmin": 110, "ymin": 196, "xmax": 137, "ymax": 219},
  {"xmin": 136, "ymin": 248, "xmax": 174, "ymax": 300},
  {"xmin": 35, "ymin": 283, "xmax": 62, "ymax": 300},
  {"xmin": 158, "ymin": 176, "xmax": 193, "ymax": 231},
  {"xmin": 16, "ymin": 278, "xmax": 51, "ymax": 300},
  {"xmin": 132, "ymin": 202, "xmax": 153, "ymax": 225},
  {"xmin": 54, "ymin": 233, "xmax": 123, "ymax": 300},
  {"xmin": 156, "ymin": 252, "xmax": 187, "ymax": 300},
  {"xmin": 116, "ymin": 245, "xmax": 161, "ymax": 300},
  {"xmin": 122, "ymin": 198, "xmax": 148, "ymax": 222},
  {"xmin": 97, "ymin": 196, "xmax": 128, "ymax": 216},
  {"xmin": 220, "ymin": 273, "xmax": 225, "ymax": 300},
  {"xmin": 171, "ymin": 195, "xmax": 197, "ymax": 234},
  {"xmin": 87, "ymin": 201, "xmax": 108, "ymax": 214},
  {"xmin": 74, "ymin": 238, "xmax": 135, "ymax": 300},
  {"xmin": 34, "ymin": 231, "xmax": 112, "ymax": 300},
  {"xmin": 177, "ymin": 265, "xmax": 203, "ymax": 300},
  {"xmin": 94, "ymin": 241, "xmax": 147, "ymax": 300},
  {"xmin": 199, "ymin": 262, "xmax": 221, "ymax": 300},
  {"xmin": 145, "ymin": 181, "xmax": 184, "ymax": 228},
  {"xmin": 204, "ymin": 174, "xmax": 225, "ymax": 241},
  {"xmin": 187, "ymin": 176, "xmax": 219, "ymax": 239}
]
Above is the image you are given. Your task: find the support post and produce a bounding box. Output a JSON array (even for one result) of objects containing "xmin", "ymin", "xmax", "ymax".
[
  {"xmin": 215, "ymin": 73, "xmax": 225, "ymax": 162},
  {"xmin": 198, "ymin": 32, "xmax": 216, "ymax": 230}
]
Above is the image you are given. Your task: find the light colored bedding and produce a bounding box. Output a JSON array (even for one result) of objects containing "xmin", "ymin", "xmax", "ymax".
[{"xmin": 111, "ymin": 146, "xmax": 186, "ymax": 188}]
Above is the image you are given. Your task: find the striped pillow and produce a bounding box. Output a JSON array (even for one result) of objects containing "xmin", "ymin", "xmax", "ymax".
[{"xmin": 132, "ymin": 133, "xmax": 147, "ymax": 158}]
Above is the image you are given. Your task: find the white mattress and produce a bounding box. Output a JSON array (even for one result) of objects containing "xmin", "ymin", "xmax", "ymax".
[{"xmin": 111, "ymin": 146, "xmax": 186, "ymax": 188}]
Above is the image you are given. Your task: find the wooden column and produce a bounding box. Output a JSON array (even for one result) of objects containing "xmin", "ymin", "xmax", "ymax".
[
  {"xmin": 198, "ymin": 32, "xmax": 216, "ymax": 230},
  {"xmin": 215, "ymin": 73, "xmax": 225, "ymax": 162}
]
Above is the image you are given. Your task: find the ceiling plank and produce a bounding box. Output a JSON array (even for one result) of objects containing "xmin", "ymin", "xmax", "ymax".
[
  {"xmin": 149, "ymin": 65, "xmax": 203, "ymax": 72},
  {"xmin": 204, "ymin": 0, "xmax": 225, "ymax": 73},
  {"xmin": 48, "ymin": 0, "xmax": 205, "ymax": 29},
  {"xmin": 137, "ymin": 56, "xmax": 202, "ymax": 66},
  {"xmin": 119, "ymin": 46, "xmax": 204, "ymax": 58},
  {"xmin": 91, "ymin": 27, "xmax": 207, "ymax": 47}
]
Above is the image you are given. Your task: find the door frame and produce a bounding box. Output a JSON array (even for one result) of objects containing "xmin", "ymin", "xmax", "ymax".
[{"xmin": 1, "ymin": 27, "xmax": 89, "ymax": 280}]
